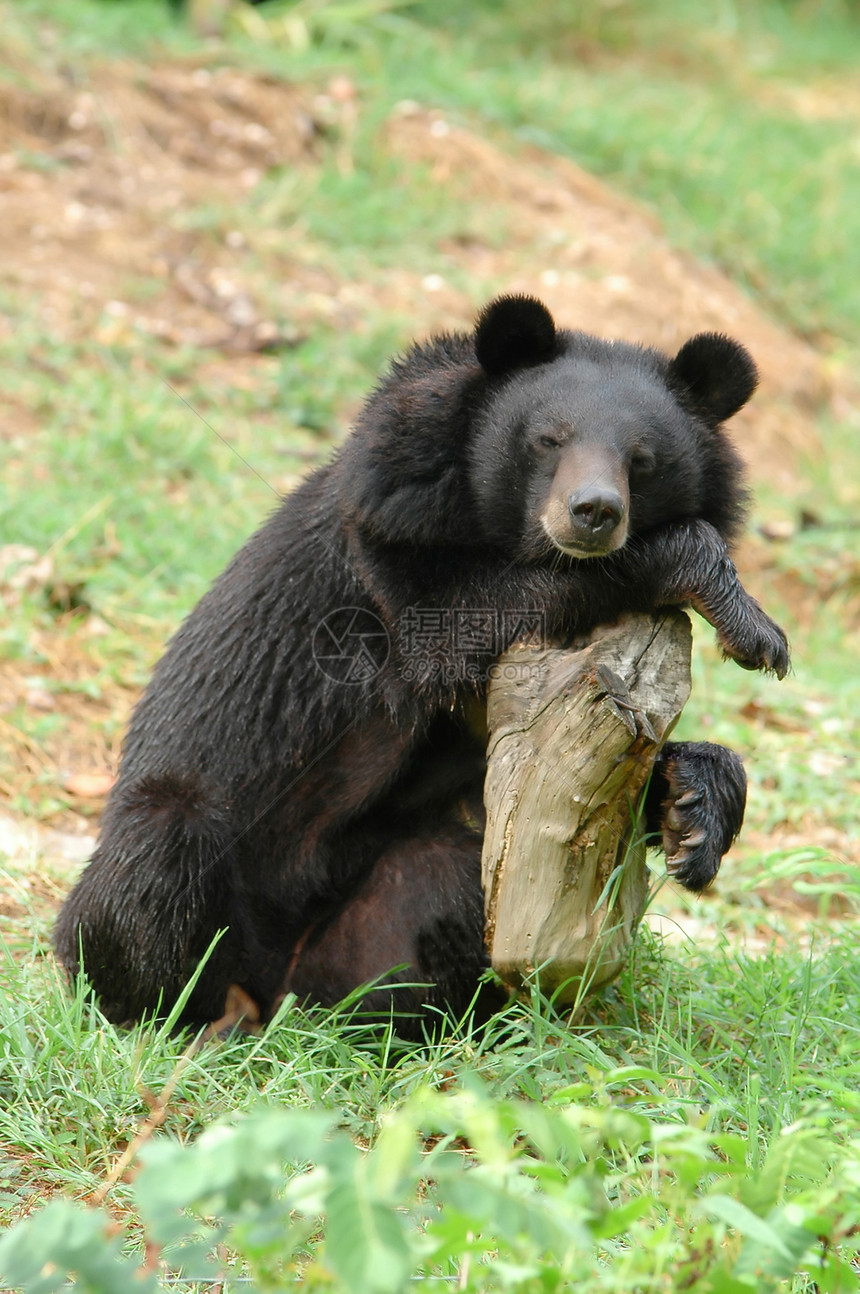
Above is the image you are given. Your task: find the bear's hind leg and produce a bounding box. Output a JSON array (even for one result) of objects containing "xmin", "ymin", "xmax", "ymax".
[
  {"xmin": 281, "ymin": 825, "xmax": 502, "ymax": 1038},
  {"xmin": 645, "ymin": 741, "xmax": 747, "ymax": 891},
  {"xmin": 54, "ymin": 774, "xmax": 244, "ymax": 1026}
]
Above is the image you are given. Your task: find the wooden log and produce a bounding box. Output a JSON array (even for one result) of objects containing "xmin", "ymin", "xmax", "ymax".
[{"xmin": 481, "ymin": 610, "xmax": 693, "ymax": 1004}]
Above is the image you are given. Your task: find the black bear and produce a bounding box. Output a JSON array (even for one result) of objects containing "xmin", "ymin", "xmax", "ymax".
[{"xmin": 54, "ymin": 295, "xmax": 789, "ymax": 1036}]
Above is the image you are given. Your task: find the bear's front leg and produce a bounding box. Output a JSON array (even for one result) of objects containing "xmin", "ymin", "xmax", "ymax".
[
  {"xmin": 644, "ymin": 741, "xmax": 747, "ymax": 891},
  {"xmin": 645, "ymin": 519, "xmax": 790, "ymax": 678}
]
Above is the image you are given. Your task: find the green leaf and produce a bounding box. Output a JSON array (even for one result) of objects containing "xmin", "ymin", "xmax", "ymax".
[
  {"xmin": 0, "ymin": 1199, "xmax": 159, "ymax": 1294},
  {"xmin": 324, "ymin": 1160, "xmax": 412, "ymax": 1294},
  {"xmin": 136, "ymin": 1108, "xmax": 337, "ymax": 1229},
  {"xmin": 733, "ymin": 1202, "xmax": 819, "ymax": 1282},
  {"xmin": 590, "ymin": 1195, "xmax": 654, "ymax": 1240},
  {"xmin": 367, "ymin": 1108, "xmax": 420, "ymax": 1199},
  {"xmin": 698, "ymin": 1194, "xmax": 794, "ymax": 1259}
]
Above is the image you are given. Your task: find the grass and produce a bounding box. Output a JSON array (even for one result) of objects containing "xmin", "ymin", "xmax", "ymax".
[
  {"xmin": 1, "ymin": 0, "xmax": 859, "ymax": 1288},
  {"xmin": 4, "ymin": 923, "xmax": 860, "ymax": 1286},
  {"xmin": 6, "ymin": 0, "xmax": 860, "ymax": 345}
]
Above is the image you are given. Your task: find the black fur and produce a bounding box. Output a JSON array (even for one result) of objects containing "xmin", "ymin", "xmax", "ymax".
[
  {"xmin": 54, "ymin": 295, "xmax": 789, "ymax": 1036},
  {"xmin": 474, "ymin": 294, "xmax": 559, "ymax": 375},
  {"xmin": 645, "ymin": 742, "xmax": 747, "ymax": 891}
]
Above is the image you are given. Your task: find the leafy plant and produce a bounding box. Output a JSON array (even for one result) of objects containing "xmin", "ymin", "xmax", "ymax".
[{"xmin": 3, "ymin": 1082, "xmax": 860, "ymax": 1292}]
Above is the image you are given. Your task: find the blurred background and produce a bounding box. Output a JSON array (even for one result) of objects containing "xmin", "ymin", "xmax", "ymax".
[{"xmin": 1, "ymin": 0, "xmax": 858, "ymax": 943}]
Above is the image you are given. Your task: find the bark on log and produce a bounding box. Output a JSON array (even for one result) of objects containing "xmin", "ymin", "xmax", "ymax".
[{"xmin": 481, "ymin": 610, "xmax": 693, "ymax": 1004}]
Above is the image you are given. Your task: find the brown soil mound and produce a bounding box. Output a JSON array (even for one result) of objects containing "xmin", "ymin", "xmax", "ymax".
[
  {"xmin": 0, "ymin": 57, "xmax": 835, "ymax": 493},
  {"xmin": 385, "ymin": 107, "xmax": 828, "ymax": 489},
  {"xmin": 0, "ymin": 60, "xmax": 320, "ymax": 353}
]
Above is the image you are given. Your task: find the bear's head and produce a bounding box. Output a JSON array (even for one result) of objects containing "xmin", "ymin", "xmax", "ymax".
[
  {"xmin": 341, "ymin": 294, "xmax": 756, "ymax": 556},
  {"xmin": 470, "ymin": 295, "xmax": 757, "ymax": 559}
]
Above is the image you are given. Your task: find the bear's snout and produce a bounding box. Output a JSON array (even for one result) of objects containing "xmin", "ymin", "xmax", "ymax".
[
  {"xmin": 539, "ymin": 443, "xmax": 630, "ymax": 559},
  {"xmin": 568, "ymin": 487, "xmax": 626, "ymax": 539},
  {"xmin": 541, "ymin": 485, "xmax": 629, "ymax": 557}
]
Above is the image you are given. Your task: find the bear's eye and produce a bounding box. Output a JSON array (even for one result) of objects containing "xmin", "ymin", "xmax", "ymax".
[
  {"xmin": 537, "ymin": 433, "xmax": 564, "ymax": 451},
  {"xmin": 630, "ymin": 449, "xmax": 656, "ymax": 475}
]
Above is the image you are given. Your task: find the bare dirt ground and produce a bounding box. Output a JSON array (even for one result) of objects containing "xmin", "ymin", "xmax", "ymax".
[
  {"xmin": 0, "ymin": 52, "xmax": 855, "ymax": 923},
  {"xmin": 1, "ymin": 55, "xmax": 837, "ymax": 474}
]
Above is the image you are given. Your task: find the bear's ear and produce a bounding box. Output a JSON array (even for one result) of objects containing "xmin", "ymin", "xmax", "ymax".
[
  {"xmin": 669, "ymin": 333, "xmax": 758, "ymax": 424},
  {"xmin": 474, "ymin": 295, "xmax": 558, "ymax": 376}
]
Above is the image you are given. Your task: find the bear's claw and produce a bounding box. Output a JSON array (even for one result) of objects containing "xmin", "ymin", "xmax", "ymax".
[
  {"xmin": 655, "ymin": 742, "xmax": 747, "ymax": 892},
  {"xmin": 718, "ymin": 608, "xmax": 790, "ymax": 680}
]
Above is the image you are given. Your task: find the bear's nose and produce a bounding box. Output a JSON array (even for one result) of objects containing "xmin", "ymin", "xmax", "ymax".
[{"xmin": 567, "ymin": 488, "xmax": 625, "ymax": 536}]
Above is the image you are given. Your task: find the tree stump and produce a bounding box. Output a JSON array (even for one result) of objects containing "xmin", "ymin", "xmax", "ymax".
[{"xmin": 481, "ymin": 610, "xmax": 693, "ymax": 1004}]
